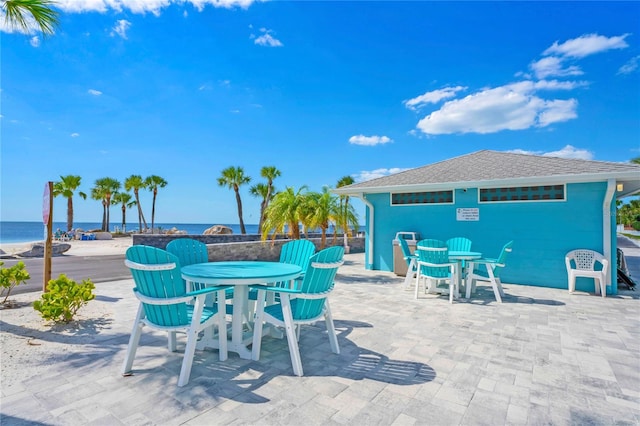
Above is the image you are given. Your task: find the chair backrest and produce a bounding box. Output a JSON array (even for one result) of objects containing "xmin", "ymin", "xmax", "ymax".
[
  {"xmin": 566, "ymin": 249, "xmax": 606, "ymax": 272},
  {"xmin": 397, "ymin": 237, "xmax": 414, "ymax": 266},
  {"xmin": 166, "ymin": 238, "xmax": 208, "ymax": 268},
  {"xmin": 294, "ymin": 246, "xmax": 344, "ymax": 321},
  {"xmin": 493, "ymin": 241, "xmax": 514, "ymax": 278},
  {"xmin": 125, "ymin": 245, "xmax": 190, "ymax": 327},
  {"xmin": 279, "ymin": 239, "xmax": 316, "ymax": 271},
  {"xmin": 416, "ymin": 239, "xmax": 450, "ymax": 278},
  {"xmin": 446, "ymin": 237, "xmax": 472, "ymax": 252}
]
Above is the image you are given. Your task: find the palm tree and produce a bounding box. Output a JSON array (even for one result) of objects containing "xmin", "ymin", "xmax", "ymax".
[
  {"xmin": 249, "ymin": 182, "xmax": 270, "ymax": 234},
  {"xmin": 112, "ymin": 191, "xmax": 135, "ymax": 233},
  {"xmin": 144, "ymin": 175, "xmax": 168, "ymax": 234},
  {"xmin": 2, "ymin": 0, "xmax": 59, "ymax": 35},
  {"xmin": 260, "ymin": 166, "xmax": 280, "ymax": 220},
  {"xmin": 299, "ymin": 187, "xmax": 338, "ymax": 249},
  {"xmin": 217, "ymin": 166, "xmax": 251, "ymax": 234},
  {"xmin": 336, "ymin": 175, "xmax": 356, "ymax": 247},
  {"xmin": 52, "ymin": 175, "xmax": 86, "ymax": 232},
  {"xmin": 261, "ymin": 186, "xmax": 307, "ymax": 241},
  {"xmin": 91, "ymin": 177, "xmax": 121, "ymax": 231},
  {"xmin": 124, "ymin": 175, "xmax": 148, "ymax": 232}
]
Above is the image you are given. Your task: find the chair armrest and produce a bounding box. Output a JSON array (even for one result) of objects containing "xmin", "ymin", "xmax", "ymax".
[
  {"xmin": 599, "ymin": 258, "xmax": 609, "ymax": 275},
  {"xmin": 474, "ymin": 258, "xmax": 498, "ymax": 265}
]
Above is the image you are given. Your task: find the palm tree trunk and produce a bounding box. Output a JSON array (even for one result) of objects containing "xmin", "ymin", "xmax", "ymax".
[
  {"xmin": 67, "ymin": 197, "xmax": 73, "ymax": 232},
  {"xmin": 102, "ymin": 201, "xmax": 107, "ymax": 231},
  {"xmin": 121, "ymin": 205, "xmax": 126, "ymax": 230},
  {"xmin": 151, "ymin": 191, "xmax": 157, "ymax": 234},
  {"xmin": 321, "ymin": 227, "xmax": 327, "ymax": 249},
  {"xmin": 235, "ymin": 189, "xmax": 246, "ymax": 234},
  {"xmin": 134, "ymin": 189, "xmax": 148, "ymax": 231},
  {"xmin": 105, "ymin": 197, "xmax": 111, "ymax": 232}
]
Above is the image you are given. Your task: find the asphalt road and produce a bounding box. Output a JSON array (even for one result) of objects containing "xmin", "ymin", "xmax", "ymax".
[{"xmin": 2, "ymin": 254, "xmax": 130, "ymax": 295}]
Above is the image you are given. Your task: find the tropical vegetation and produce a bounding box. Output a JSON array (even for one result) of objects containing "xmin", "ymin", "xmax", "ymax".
[
  {"xmin": 53, "ymin": 175, "xmax": 87, "ymax": 232},
  {"xmin": 145, "ymin": 175, "xmax": 168, "ymax": 233},
  {"xmin": 250, "ymin": 166, "xmax": 280, "ymax": 231},
  {"xmin": 112, "ymin": 191, "xmax": 136, "ymax": 232},
  {"xmin": 0, "ymin": 261, "xmax": 30, "ymax": 304},
  {"xmin": 91, "ymin": 177, "xmax": 121, "ymax": 232},
  {"xmin": 260, "ymin": 183, "xmax": 359, "ymax": 249},
  {"xmin": 218, "ymin": 166, "xmax": 251, "ymax": 234},
  {"xmin": 33, "ymin": 274, "xmax": 95, "ymax": 323},
  {"xmin": 1, "ymin": 0, "xmax": 59, "ymax": 35},
  {"xmin": 125, "ymin": 175, "xmax": 149, "ymax": 232}
]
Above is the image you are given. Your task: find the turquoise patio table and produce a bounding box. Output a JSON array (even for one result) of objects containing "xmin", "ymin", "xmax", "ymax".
[
  {"xmin": 415, "ymin": 248, "xmax": 482, "ymax": 299},
  {"xmin": 448, "ymin": 251, "xmax": 482, "ymax": 298},
  {"xmin": 181, "ymin": 261, "xmax": 302, "ymax": 359}
]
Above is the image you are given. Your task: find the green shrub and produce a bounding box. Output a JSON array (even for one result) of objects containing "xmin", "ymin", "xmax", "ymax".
[
  {"xmin": 0, "ymin": 261, "xmax": 31, "ymax": 304},
  {"xmin": 33, "ymin": 274, "xmax": 95, "ymax": 323},
  {"xmin": 633, "ymin": 221, "xmax": 640, "ymax": 231}
]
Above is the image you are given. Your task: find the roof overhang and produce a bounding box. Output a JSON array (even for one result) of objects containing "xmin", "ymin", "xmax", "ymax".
[{"xmin": 333, "ymin": 171, "xmax": 640, "ymax": 198}]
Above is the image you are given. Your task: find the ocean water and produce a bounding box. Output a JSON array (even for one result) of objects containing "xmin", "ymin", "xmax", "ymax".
[{"xmin": 0, "ymin": 221, "xmax": 260, "ymax": 244}]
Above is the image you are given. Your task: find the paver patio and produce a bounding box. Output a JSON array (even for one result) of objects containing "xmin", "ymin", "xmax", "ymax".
[{"xmin": 1, "ymin": 238, "xmax": 639, "ymax": 425}]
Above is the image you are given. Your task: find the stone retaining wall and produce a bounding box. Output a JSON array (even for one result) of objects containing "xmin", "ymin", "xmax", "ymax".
[{"xmin": 132, "ymin": 234, "xmax": 364, "ymax": 261}]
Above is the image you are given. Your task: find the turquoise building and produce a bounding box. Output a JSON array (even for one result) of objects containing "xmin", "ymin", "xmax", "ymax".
[{"xmin": 334, "ymin": 151, "xmax": 640, "ymax": 295}]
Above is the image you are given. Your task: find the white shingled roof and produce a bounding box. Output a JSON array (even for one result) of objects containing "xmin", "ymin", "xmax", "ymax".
[{"xmin": 334, "ymin": 150, "xmax": 640, "ymax": 196}]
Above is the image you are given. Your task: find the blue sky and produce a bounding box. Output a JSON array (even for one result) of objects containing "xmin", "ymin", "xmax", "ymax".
[{"xmin": 2, "ymin": 0, "xmax": 639, "ymax": 227}]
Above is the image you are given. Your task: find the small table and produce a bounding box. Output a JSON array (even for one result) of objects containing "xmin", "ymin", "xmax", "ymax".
[
  {"xmin": 448, "ymin": 251, "xmax": 482, "ymax": 297},
  {"xmin": 181, "ymin": 261, "xmax": 302, "ymax": 359}
]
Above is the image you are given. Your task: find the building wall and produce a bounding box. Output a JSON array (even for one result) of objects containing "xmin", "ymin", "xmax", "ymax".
[{"xmin": 363, "ymin": 181, "xmax": 612, "ymax": 293}]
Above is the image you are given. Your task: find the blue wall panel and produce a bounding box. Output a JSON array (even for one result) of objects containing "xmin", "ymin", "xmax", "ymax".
[{"xmin": 365, "ymin": 182, "xmax": 612, "ymax": 293}]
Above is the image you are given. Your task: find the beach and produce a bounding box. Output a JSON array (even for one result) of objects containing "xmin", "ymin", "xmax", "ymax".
[{"xmin": 0, "ymin": 236, "xmax": 133, "ymax": 258}]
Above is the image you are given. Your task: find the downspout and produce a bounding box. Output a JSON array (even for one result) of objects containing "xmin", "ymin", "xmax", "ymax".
[
  {"xmin": 603, "ymin": 179, "xmax": 616, "ymax": 289},
  {"xmin": 355, "ymin": 194, "xmax": 375, "ymax": 267}
]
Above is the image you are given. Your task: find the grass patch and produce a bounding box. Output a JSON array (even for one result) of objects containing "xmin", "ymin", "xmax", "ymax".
[{"xmin": 620, "ymin": 233, "xmax": 640, "ymax": 241}]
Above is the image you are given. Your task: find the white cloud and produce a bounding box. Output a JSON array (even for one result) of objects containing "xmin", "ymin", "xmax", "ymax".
[
  {"xmin": 52, "ymin": 0, "xmax": 256, "ymax": 15},
  {"xmin": 543, "ymin": 33, "xmax": 630, "ymax": 59},
  {"xmin": 404, "ymin": 86, "xmax": 466, "ymax": 111},
  {"xmin": 0, "ymin": 10, "xmax": 41, "ymax": 34},
  {"xmin": 253, "ymin": 28, "xmax": 283, "ymax": 47},
  {"xmin": 507, "ymin": 145, "xmax": 594, "ymax": 160},
  {"xmin": 71, "ymin": 133, "xmax": 80, "ymax": 137},
  {"xmin": 537, "ymin": 99, "xmax": 578, "ymax": 127},
  {"xmin": 110, "ymin": 20, "xmax": 131, "ymax": 39},
  {"xmin": 29, "ymin": 36, "xmax": 40, "ymax": 47},
  {"xmin": 349, "ymin": 135, "xmax": 393, "ymax": 146},
  {"xmin": 353, "ymin": 168, "xmax": 410, "ymax": 182},
  {"xmin": 416, "ymin": 81, "xmax": 579, "ymax": 135},
  {"xmin": 529, "ymin": 56, "xmax": 583, "ymax": 80},
  {"xmin": 88, "ymin": 89, "xmax": 103, "ymax": 96},
  {"xmin": 618, "ymin": 55, "xmax": 640, "ymax": 75},
  {"xmin": 441, "ymin": 34, "xmax": 628, "ymax": 137},
  {"xmin": 528, "ymin": 33, "xmax": 630, "ymax": 79}
]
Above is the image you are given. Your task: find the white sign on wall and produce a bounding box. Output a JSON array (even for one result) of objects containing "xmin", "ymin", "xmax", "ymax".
[{"xmin": 456, "ymin": 208, "xmax": 479, "ymax": 221}]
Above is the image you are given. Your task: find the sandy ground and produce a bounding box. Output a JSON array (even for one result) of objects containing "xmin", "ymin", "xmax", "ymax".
[{"xmin": 0, "ymin": 236, "xmax": 132, "ymax": 258}]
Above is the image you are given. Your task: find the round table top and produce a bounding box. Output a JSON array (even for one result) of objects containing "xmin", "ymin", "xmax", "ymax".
[
  {"xmin": 181, "ymin": 261, "xmax": 302, "ymax": 285},
  {"xmin": 448, "ymin": 251, "xmax": 482, "ymax": 260}
]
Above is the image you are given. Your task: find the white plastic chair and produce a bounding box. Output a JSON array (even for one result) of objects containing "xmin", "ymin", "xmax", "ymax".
[{"xmin": 565, "ymin": 249, "xmax": 609, "ymax": 297}]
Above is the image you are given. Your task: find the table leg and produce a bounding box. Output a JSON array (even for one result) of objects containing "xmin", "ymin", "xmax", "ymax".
[{"xmin": 229, "ymin": 285, "xmax": 253, "ymax": 359}]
